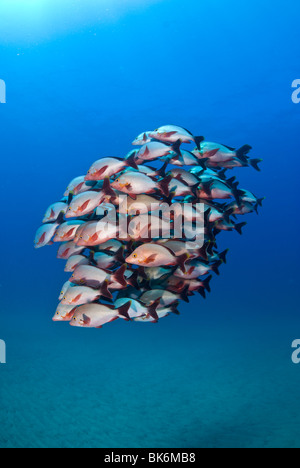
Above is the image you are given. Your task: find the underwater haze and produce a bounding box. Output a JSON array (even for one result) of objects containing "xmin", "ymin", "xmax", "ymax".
[{"xmin": 1, "ymin": 0, "xmax": 300, "ymax": 448}]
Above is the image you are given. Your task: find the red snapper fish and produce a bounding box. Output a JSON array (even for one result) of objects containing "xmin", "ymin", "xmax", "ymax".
[
  {"xmin": 75, "ymin": 220, "xmax": 118, "ymax": 247},
  {"xmin": 111, "ymin": 172, "xmax": 172, "ymax": 198},
  {"xmin": 126, "ymin": 243, "xmax": 189, "ymax": 271},
  {"xmin": 136, "ymin": 140, "xmax": 181, "ymax": 162},
  {"xmin": 53, "ymin": 221, "xmax": 85, "ymax": 242},
  {"xmin": 57, "ymin": 241, "xmax": 85, "ymax": 259},
  {"xmin": 53, "ymin": 304, "xmax": 77, "ymax": 322},
  {"xmin": 61, "ymin": 285, "xmax": 103, "ymax": 306},
  {"xmin": 65, "ymin": 191, "xmax": 103, "ymax": 218},
  {"xmin": 34, "ymin": 212, "xmax": 65, "ymax": 249},
  {"xmin": 70, "ymin": 264, "xmax": 127, "ymax": 290},
  {"xmin": 64, "ymin": 176, "xmax": 97, "ymax": 197},
  {"xmin": 149, "ymin": 125, "xmax": 204, "ymax": 149},
  {"xmin": 64, "ymin": 255, "xmax": 90, "ymax": 272},
  {"xmin": 43, "ymin": 202, "xmax": 68, "ymax": 223},
  {"xmin": 132, "ymin": 132, "xmax": 152, "ymax": 146},
  {"xmin": 70, "ymin": 302, "xmax": 131, "ymax": 328},
  {"xmin": 85, "ymin": 156, "xmax": 137, "ymax": 181},
  {"xmin": 194, "ymin": 142, "xmax": 262, "ymax": 171}
]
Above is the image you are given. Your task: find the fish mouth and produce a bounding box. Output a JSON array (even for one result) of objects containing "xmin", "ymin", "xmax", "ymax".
[{"xmin": 52, "ymin": 316, "xmax": 64, "ymax": 322}]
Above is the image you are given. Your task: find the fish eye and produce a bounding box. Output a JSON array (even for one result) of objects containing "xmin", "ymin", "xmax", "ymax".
[
  {"xmin": 73, "ymin": 317, "xmax": 76, "ymax": 321},
  {"xmin": 133, "ymin": 254, "xmax": 137, "ymax": 258}
]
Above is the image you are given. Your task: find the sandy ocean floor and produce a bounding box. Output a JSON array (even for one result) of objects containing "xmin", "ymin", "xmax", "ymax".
[{"xmin": 1, "ymin": 299, "xmax": 300, "ymax": 449}]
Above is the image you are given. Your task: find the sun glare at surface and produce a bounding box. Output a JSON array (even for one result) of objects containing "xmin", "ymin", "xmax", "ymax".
[{"xmin": 0, "ymin": 0, "xmax": 164, "ymax": 43}]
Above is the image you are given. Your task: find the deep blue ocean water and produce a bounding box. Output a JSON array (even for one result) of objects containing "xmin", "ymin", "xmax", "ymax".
[{"xmin": 1, "ymin": 0, "xmax": 300, "ymax": 448}]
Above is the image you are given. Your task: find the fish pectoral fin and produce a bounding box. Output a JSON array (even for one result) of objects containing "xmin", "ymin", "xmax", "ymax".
[
  {"xmin": 95, "ymin": 166, "xmax": 108, "ymax": 178},
  {"xmin": 82, "ymin": 314, "xmax": 91, "ymax": 326},
  {"xmin": 144, "ymin": 254, "xmax": 158, "ymax": 265},
  {"xmin": 164, "ymin": 131, "xmax": 177, "ymax": 137},
  {"xmin": 206, "ymin": 149, "xmax": 220, "ymax": 157},
  {"xmin": 90, "ymin": 233, "xmax": 99, "ymax": 243},
  {"xmin": 72, "ymin": 294, "xmax": 82, "ymax": 303},
  {"xmin": 79, "ymin": 200, "xmax": 90, "ymax": 212}
]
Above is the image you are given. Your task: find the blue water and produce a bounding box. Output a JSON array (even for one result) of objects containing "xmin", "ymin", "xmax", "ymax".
[{"xmin": 1, "ymin": 0, "xmax": 300, "ymax": 448}]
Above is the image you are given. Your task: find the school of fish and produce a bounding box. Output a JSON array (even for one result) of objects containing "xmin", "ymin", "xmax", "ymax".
[{"xmin": 35, "ymin": 125, "xmax": 263, "ymax": 328}]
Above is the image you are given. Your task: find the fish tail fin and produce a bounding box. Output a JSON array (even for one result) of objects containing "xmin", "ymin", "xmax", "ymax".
[
  {"xmin": 212, "ymin": 260, "xmax": 222, "ymax": 276},
  {"xmin": 157, "ymin": 175, "xmax": 173, "ymax": 198},
  {"xmin": 112, "ymin": 264, "xmax": 127, "ymax": 287},
  {"xmin": 235, "ymin": 222, "xmax": 247, "ymax": 235},
  {"xmin": 177, "ymin": 253, "xmax": 190, "ymax": 273},
  {"xmin": 170, "ymin": 302, "xmax": 180, "ymax": 315},
  {"xmin": 255, "ymin": 197, "xmax": 265, "ymax": 214},
  {"xmin": 250, "ymin": 159, "xmax": 263, "ymax": 172},
  {"xmin": 126, "ymin": 153, "xmax": 138, "ymax": 170},
  {"xmin": 103, "ymin": 177, "xmax": 116, "ymax": 198},
  {"xmin": 89, "ymin": 250, "xmax": 95, "ymax": 264},
  {"xmin": 126, "ymin": 240, "xmax": 136, "ymax": 255},
  {"xmin": 148, "ymin": 298, "xmax": 160, "ymax": 321},
  {"xmin": 227, "ymin": 176, "xmax": 237, "ymax": 188},
  {"xmin": 236, "ymin": 145, "xmax": 252, "ymax": 163},
  {"xmin": 68, "ymin": 192, "xmax": 74, "ymax": 205},
  {"xmin": 158, "ymin": 160, "xmax": 170, "ymax": 178},
  {"xmin": 194, "ymin": 136, "xmax": 205, "ymax": 150},
  {"xmin": 115, "ymin": 246, "xmax": 125, "ymax": 264},
  {"xmin": 218, "ymin": 168, "xmax": 228, "ymax": 179},
  {"xmin": 203, "ymin": 274, "xmax": 212, "ymax": 292},
  {"xmin": 233, "ymin": 189, "xmax": 246, "ymax": 206},
  {"xmin": 127, "ymin": 270, "xmax": 139, "ymax": 289},
  {"xmin": 223, "ymin": 208, "xmax": 235, "ymax": 223},
  {"xmin": 198, "ymin": 157, "xmax": 209, "ymax": 170},
  {"xmin": 197, "ymin": 244, "xmax": 209, "ymax": 262},
  {"xmin": 171, "ymin": 139, "xmax": 182, "ymax": 156},
  {"xmin": 180, "ymin": 285, "xmax": 190, "ymax": 303},
  {"xmin": 198, "ymin": 287, "xmax": 206, "ymax": 299},
  {"xmin": 100, "ymin": 280, "xmax": 113, "ymax": 301},
  {"xmin": 56, "ymin": 211, "xmax": 65, "ymax": 224},
  {"xmin": 219, "ymin": 249, "xmax": 229, "ymax": 264},
  {"xmin": 257, "ymin": 197, "xmax": 265, "ymax": 207},
  {"xmin": 137, "ymin": 266, "xmax": 148, "ymax": 280},
  {"xmin": 206, "ymin": 240, "xmax": 216, "ymax": 257},
  {"xmin": 118, "ymin": 302, "xmax": 132, "ymax": 321}
]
